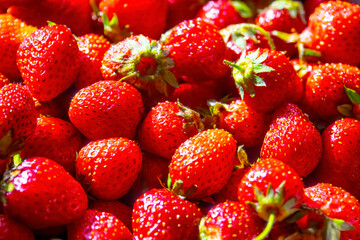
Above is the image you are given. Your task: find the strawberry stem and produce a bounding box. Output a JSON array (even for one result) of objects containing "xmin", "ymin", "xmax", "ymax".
[
  {"xmin": 13, "ymin": 154, "xmax": 22, "ymax": 167},
  {"xmin": 254, "ymin": 210, "xmax": 276, "ymax": 240}
]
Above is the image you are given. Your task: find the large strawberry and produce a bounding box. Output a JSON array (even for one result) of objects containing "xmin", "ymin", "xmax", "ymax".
[
  {"xmin": 132, "ymin": 188, "xmax": 203, "ymax": 240},
  {"xmin": 0, "ymin": 214, "xmax": 35, "ymax": 240},
  {"xmin": 261, "ymin": 103, "xmax": 322, "ymax": 177},
  {"xmin": 68, "ymin": 81, "xmax": 144, "ymax": 140},
  {"xmin": 17, "ymin": 24, "xmax": 80, "ymax": 101},
  {"xmin": 1, "ymin": 157, "xmax": 88, "ymax": 229},
  {"xmin": 76, "ymin": 137, "xmax": 142, "ymax": 200},
  {"xmin": 313, "ymin": 118, "xmax": 360, "ymax": 200},
  {"xmin": 169, "ymin": 128, "xmax": 236, "ymax": 200}
]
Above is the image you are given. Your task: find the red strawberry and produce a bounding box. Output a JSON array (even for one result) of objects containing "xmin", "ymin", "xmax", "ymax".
[
  {"xmin": 0, "ymin": 84, "xmax": 37, "ymax": 158},
  {"xmin": 301, "ymin": 1, "xmax": 360, "ymax": 66},
  {"xmin": 0, "ymin": 14, "xmax": 36, "ymax": 81},
  {"xmin": 20, "ymin": 116, "xmax": 83, "ymax": 174},
  {"xmin": 0, "ymin": 214, "xmax": 35, "ymax": 240},
  {"xmin": 313, "ymin": 118, "xmax": 360, "ymax": 200},
  {"xmin": 99, "ymin": 0, "xmax": 168, "ymax": 40},
  {"xmin": 196, "ymin": 0, "xmax": 252, "ymax": 29},
  {"xmin": 199, "ymin": 201, "xmax": 265, "ymax": 239},
  {"xmin": 164, "ymin": 18, "xmax": 230, "ymax": 82},
  {"xmin": 132, "ymin": 188, "xmax": 203, "ymax": 240},
  {"xmin": 17, "ymin": 24, "xmax": 80, "ymax": 101},
  {"xmin": 169, "ymin": 128, "xmax": 236, "ymax": 200},
  {"xmin": 67, "ymin": 209, "xmax": 132, "ymax": 240},
  {"xmin": 75, "ymin": 33, "xmax": 111, "ymax": 90},
  {"xmin": 76, "ymin": 137, "xmax": 142, "ymax": 200},
  {"xmin": 137, "ymin": 101, "xmax": 202, "ymax": 160},
  {"xmin": 261, "ymin": 103, "xmax": 322, "ymax": 177},
  {"xmin": 166, "ymin": 0, "xmax": 205, "ymax": 29},
  {"xmin": 1, "ymin": 157, "xmax": 88, "ymax": 229},
  {"xmin": 68, "ymin": 81, "xmax": 144, "ymax": 140}
]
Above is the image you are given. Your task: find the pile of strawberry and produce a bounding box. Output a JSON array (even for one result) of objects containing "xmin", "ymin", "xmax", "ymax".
[{"xmin": 0, "ymin": 0, "xmax": 360, "ymax": 239}]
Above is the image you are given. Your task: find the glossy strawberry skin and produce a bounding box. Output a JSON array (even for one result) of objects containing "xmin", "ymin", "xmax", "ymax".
[
  {"xmin": 1, "ymin": 157, "xmax": 88, "ymax": 230},
  {"xmin": 76, "ymin": 137, "xmax": 142, "ymax": 200},
  {"xmin": 314, "ymin": 118, "xmax": 360, "ymax": 200},
  {"xmin": 67, "ymin": 209, "xmax": 133, "ymax": 240},
  {"xmin": 132, "ymin": 188, "xmax": 203, "ymax": 240},
  {"xmin": 68, "ymin": 81, "xmax": 144, "ymax": 141},
  {"xmin": 169, "ymin": 129, "xmax": 236, "ymax": 200},
  {"xmin": 17, "ymin": 24, "xmax": 80, "ymax": 101},
  {"xmin": 0, "ymin": 214, "xmax": 35, "ymax": 240}
]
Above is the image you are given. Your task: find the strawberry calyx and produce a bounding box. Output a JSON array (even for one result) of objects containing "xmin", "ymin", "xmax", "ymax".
[
  {"xmin": 225, "ymin": 49, "xmax": 274, "ymax": 99},
  {"xmin": 230, "ymin": 0, "xmax": 253, "ymax": 19},
  {"xmin": 0, "ymin": 154, "xmax": 23, "ymax": 205},
  {"xmin": 267, "ymin": 0, "xmax": 306, "ymax": 24},
  {"xmin": 339, "ymin": 86, "xmax": 360, "ymax": 119},
  {"xmin": 101, "ymin": 13, "xmax": 131, "ymax": 43},
  {"xmin": 166, "ymin": 175, "xmax": 198, "ymax": 199},
  {"xmin": 176, "ymin": 101, "xmax": 205, "ymax": 134},
  {"xmin": 234, "ymin": 145, "xmax": 251, "ymax": 169},
  {"xmin": 0, "ymin": 130, "xmax": 26, "ymax": 159}
]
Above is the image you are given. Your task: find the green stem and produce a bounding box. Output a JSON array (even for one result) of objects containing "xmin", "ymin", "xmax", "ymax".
[
  {"xmin": 224, "ymin": 60, "xmax": 245, "ymax": 73},
  {"xmin": 13, "ymin": 154, "xmax": 22, "ymax": 167},
  {"xmin": 254, "ymin": 211, "xmax": 276, "ymax": 240},
  {"xmin": 241, "ymin": 24, "xmax": 276, "ymax": 50}
]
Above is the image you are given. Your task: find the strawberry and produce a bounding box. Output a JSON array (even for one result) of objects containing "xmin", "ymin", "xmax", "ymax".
[
  {"xmin": 67, "ymin": 209, "xmax": 132, "ymax": 240},
  {"xmin": 303, "ymin": 183, "xmax": 360, "ymax": 239},
  {"xmin": 1, "ymin": 157, "xmax": 88, "ymax": 229},
  {"xmin": 76, "ymin": 137, "xmax": 142, "ymax": 200},
  {"xmin": 261, "ymin": 103, "xmax": 322, "ymax": 177},
  {"xmin": 132, "ymin": 188, "xmax": 203, "ymax": 240},
  {"xmin": 17, "ymin": 24, "xmax": 80, "ymax": 102},
  {"xmin": 226, "ymin": 48, "xmax": 302, "ymax": 113},
  {"xmin": 20, "ymin": 116, "xmax": 83, "ymax": 175},
  {"xmin": 313, "ymin": 118, "xmax": 360, "ymax": 200},
  {"xmin": 0, "ymin": 84, "xmax": 37, "ymax": 158},
  {"xmin": 209, "ymin": 98, "xmax": 271, "ymax": 148},
  {"xmin": 0, "ymin": 214, "xmax": 35, "ymax": 240},
  {"xmin": 0, "ymin": 14, "xmax": 36, "ymax": 81},
  {"xmin": 166, "ymin": 0, "xmax": 205, "ymax": 29},
  {"xmin": 99, "ymin": 0, "xmax": 168, "ymax": 40},
  {"xmin": 196, "ymin": 0, "xmax": 253, "ymax": 29},
  {"xmin": 255, "ymin": 0, "xmax": 307, "ymax": 58},
  {"xmin": 301, "ymin": 1, "xmax": 360, "ymax": 66},
  {"xmin": 164, "ymin": 18, "xmax": 230, "ymax": 82},
  {"xmin": 199, "ymin": 201, "xmax": 265, "ymax": 239},
  {"xmin": 169, "ymin": 128, "xmax": 236, "ymax": 200},
  {"xmin": 137, "ymin": 101, "xmax": 202, "ymax": 160},
  {"xmin": 68, "ymin": 81, "xmax": 144, "ymax": 140},
  {"xmin": 75, "ymin": 33, "xmax": 111, "ymax": 90}
]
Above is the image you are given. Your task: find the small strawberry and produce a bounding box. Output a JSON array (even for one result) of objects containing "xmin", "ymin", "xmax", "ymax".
[
  {"xmin": 76, "ymin": 137, "xmax": 142, "ymax": 200},
  {"xmin": 313, "ymin": 118, "xmax": 360, "ymax": 200},
  {"xmin": 199, "ymin": 201, "xmax": 265, "ymax": 240},
  {"xmin": 20, "ymin": 116, "xmax": 83, "ymax": 174},
  {"xmin": 132, "ymin": 188, "xmax": 203, "ymax": 240},
  {"xmin": 261, "ymin": 103, "xmax": 322, "ymax": 177},
  {"xmin": 0, "ymin": 214, "xmax": 35, "ymax": 240},
  {"xmin": 67, "ymin": 209, "xmax": 132, "ymax": 240},
  {"xmin": 75, "ymin": 33, "xmax": 111, "ymax": 90},
  {"xmin": 68, "ymin": 81, "xmax": 144, "ymax": 140},
  {"xmin": 169, "ymin": 128, "xmax": 236, "ymax": 200},
  {"xmin": 17, "ymin": 24, "xmax": 80, "ymax": 101},
  {"xmin": 1, "ymin": 157, "xmax": 88, "ymax": 229}
]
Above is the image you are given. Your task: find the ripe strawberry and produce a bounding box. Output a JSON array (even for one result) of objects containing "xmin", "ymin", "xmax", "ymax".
[
  {"xmin": 138, "ymin": 101, "xmax": 202, "ymax": 160},
  {"xmin": 101, "ymin": 34, "xmax": 178, "ymax": 96},
  {"xmin": 0, "ymin": 84, "xmax": 37, "ymax": 158},
  {"xmin": 1, "ymin": 157, "xmax": 88, "ymax": 229},
  {"xmin": 67, "ymin": 209, "xmax": 132, "ymax": 240},
  {"xmin": 313, "ymin": 118, "xmax": 360, "ymax": 200},
  {"xmin": 132, "ymin": 188, "xmax": 203, "ymax": 240},
  {"xmin": 304, "ymin": 183, "xmax": 360, "ymax": 239},
  {"xmin": 196, "ymin": 0, "xmax": 252, "ymax": 29},
  {"xmin": 99, "ymin": 0, "xmax": 168, "ymax": 40},
  {"xmin": 17, "ymin": 24, "xmax": 80, "ymax": 102},
  {"xmin": 75, "ymin": 33, "xmax": 111, "ymax": 90},
  {"xmin": 0, "ymin": 14, "xmax": 36, "ymax": 81},
  {"xmin": 76, "ymin": 137, "xmax": 142, "ymax": 200},
  {"xmin": 255, "ymin": 0, "xmax": 307, "ymax": 57},
  {"xmin": 226, "ymin": 48, "xmax": 302, "ymax": 113},
  {"xmin": 261, "ymin": 103, "xmax": 322, "ymax": 177},
  {"xmin": 68, "ymin": 81, "xmax": 144, "ymax": 140},
  {"xmin": 0, "ymin": 214, "xmax": 35, "ymax": 240},
  {"xmin": 199, "ymin": 201, "xmax": 265, "ymax": 239},
  {"xmin": 166, "ymin": 0, "xmax": 205, "ymax": 29},
  {"xmin": 210, "ymin": 98, "xmax": 271, "ymax": 148},
  {"xmin": 301, "ymin": 1, "xmax": 360, "ymax": 66},
  {"xmin": 169, "ymin": 129, "xmax": 236, "ymax": 200},
  {"xmin": 164, "ymin": 18, "xmax": 230, "ymax": 82},
  {"xmin": 20, "ymin": 116, "xmax": 83, "ymax": 174}
]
